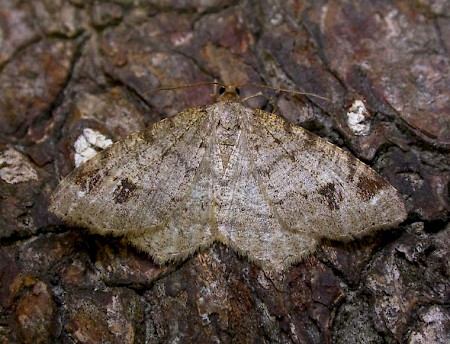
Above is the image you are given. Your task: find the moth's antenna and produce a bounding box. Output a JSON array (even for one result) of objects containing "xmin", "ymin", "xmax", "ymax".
[
  {"xmin": 142, "ymin": 81, "xmax": 224, "ymax": 96},
  {"xmin": 237, "ymin": 83, "xmax": 331, "ymax": 102},
  {"xmin": 142, "ymin": 81, "xmax": 331, "ymax": 103}
]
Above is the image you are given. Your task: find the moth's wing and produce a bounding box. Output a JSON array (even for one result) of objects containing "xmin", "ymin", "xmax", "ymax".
[
  {"xmin": 126, "ymin": 128, "xmax": 217, "ymax": 264},
  {"xmin": 50, "ymin": 105, "xmax": 215, "ymax": 236},
  {"xmin": 246, "ymin": 108, "xmax": 407, "ymax": 241},
  {"xmin": 215, "ymin": 125, "xmax": 318, "ymax": 272}
]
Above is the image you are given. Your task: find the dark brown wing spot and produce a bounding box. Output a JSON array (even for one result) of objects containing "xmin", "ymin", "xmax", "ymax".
[
  {"xmin": 140, "ymin": 129, "xmax": 155, "ymax": 143},
  {"xmin": 283, "ymin": 121, "xmax": 293, "ymax": 134},
  {"xmin": 74, "ymin": 167, "xmax": 102, "ymax": 192},
  {"xmin": 113, "ymin": 178, "xmax": 137, "ymax": 204},
  {"xmin": 346, "ymin": 161, "xmax": 357, "ymax": 183},
  {"xmin": 357, "ymin": 174, "xmax": 388, "ymax": 201},
  {"xmin": 318, "ymin": 182, "xmax": 343, "ymax": 210}
]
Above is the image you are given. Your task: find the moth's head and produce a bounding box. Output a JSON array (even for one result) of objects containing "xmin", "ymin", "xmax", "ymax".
[{"xmin": 215, "ymin": 85, "xmax": 241, "ymax": 103}]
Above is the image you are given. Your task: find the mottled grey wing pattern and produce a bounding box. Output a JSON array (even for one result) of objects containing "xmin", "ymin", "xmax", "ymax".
[
  {"xmin": 214, "ymin": 114, "xmax": 318, "ymax": 271},
  {"xmin": 245, "ymin": 109, "xmax": 406, "ymax": 241},
  {"xmin": 126, "ymin": 123, "xmax": 218, "ymax": 263},
  {"xmin": 209, "ymin": 104, "xmax": 406, "ymax": 271},
  {"xmin": 50, "ymin": 89, "xmax": 407, "ymax": 272},
  {"xmin": 50, "ymin": 106, "xmax": 215, "ymax": 236}
]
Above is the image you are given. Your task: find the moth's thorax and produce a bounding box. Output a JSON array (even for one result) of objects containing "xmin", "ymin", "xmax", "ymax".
[{"xmin": 212, "ymin": 101, "xmax": 248, "ymax": 169}]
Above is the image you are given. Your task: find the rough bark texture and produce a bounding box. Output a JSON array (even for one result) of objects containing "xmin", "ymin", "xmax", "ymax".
[{"xmin": 0, "ymin": 0, "xmax": 448, "ymax": 343}]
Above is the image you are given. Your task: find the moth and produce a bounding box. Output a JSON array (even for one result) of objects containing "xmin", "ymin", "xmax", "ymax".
[{"xmin": 50, "ymin": 84, "xmax": 407, "ymax": 272}]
